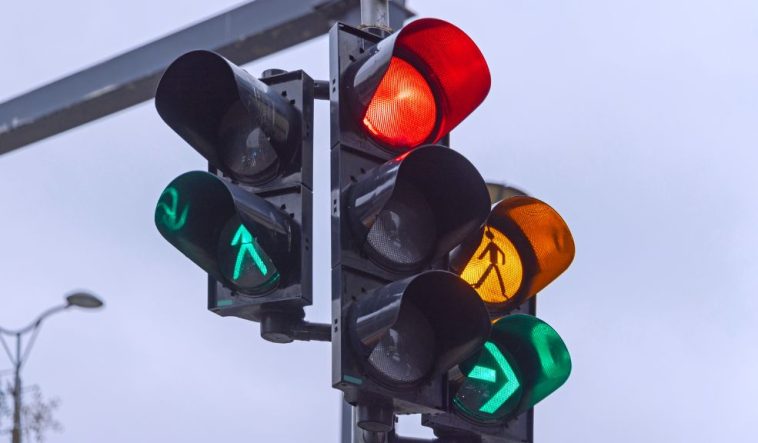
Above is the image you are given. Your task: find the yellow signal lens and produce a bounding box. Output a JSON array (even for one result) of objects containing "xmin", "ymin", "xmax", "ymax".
[
  {"xmin": 453, "ymin": 196, "xmax": 574, "ymax": 310},
  {"xmin": 505, "ymin": 197, "xmax": 574, "ymax": 298},
  {"xmin": 460, "ymin": 227, "xmax": 524, "ymax": 304}
]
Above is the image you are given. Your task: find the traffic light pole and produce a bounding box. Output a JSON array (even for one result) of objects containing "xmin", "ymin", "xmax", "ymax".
[
  {"xmin": 341, "ymin": 402, "xmax": 486, "ymax": 443},
  {"xmin": 361, "ymin": 0, "xmax": 390, "ymax": 30}
]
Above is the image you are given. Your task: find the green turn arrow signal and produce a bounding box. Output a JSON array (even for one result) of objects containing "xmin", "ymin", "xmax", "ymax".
[
  {"xmin": 453, "ymin": 340, "xmax": 523, "ymax": 422},
  {"xmin": 154, "ymin": 171, "xmax": 291, "ymax": 296},
  {"xmin": 468, "ymin": 365, "xmax": 496, "ymax": 383},
  {"xmin": 478, "ymin": 342, "xmax": 521, "ymax": 414},
  {"xmin": 452, "ymin": 315, "xmax": 572, "ymax": 423},
  {"xmin": 156, "ymin": 186, "xmax": 188, "ymax": 231}
]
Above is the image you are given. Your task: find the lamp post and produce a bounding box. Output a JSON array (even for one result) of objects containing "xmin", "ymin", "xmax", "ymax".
[
  {"xmin": 485, "ymin": 182, "xmax": 528, "ymax": 204},
  {"xmin": 0, "ymin": 291, "xmax": 103, "ymax": 443}
]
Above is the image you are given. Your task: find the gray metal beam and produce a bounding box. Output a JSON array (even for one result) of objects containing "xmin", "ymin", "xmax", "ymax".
[{"xmin": 0, "ymin": 0, "xmax": 412, "ymax": 155}]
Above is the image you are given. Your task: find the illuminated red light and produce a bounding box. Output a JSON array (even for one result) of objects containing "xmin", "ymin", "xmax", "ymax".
[
  {"xmin": 394, "ymin": 19, "xmax": 490, "ymax": 143},
  {"xmin": 362, "ymin": 57, "xmax": 437, "ymax": 150},
  {"xmin": 355, "ymin": 19, "xmax": 490, "ymax": 151}
]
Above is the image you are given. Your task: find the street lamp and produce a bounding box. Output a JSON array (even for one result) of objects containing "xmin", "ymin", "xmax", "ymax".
[
  {"xmin": 65, "ymin": 292, "xmax": 104, "ymax": 309},
  {"xmin": 485, "ymin": 181, "xmax": 528, "ymax": 204},
  {"xmin": 0, "ymin": 291, "xmax": 104, "ymax": 443}
]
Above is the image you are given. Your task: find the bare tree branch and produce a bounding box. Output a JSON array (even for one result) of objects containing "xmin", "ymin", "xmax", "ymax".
[{"xmin": 0, "ymin": 379, "xmax": 62, "ymax": 443}]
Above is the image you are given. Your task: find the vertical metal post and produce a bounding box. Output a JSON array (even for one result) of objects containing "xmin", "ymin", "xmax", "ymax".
[
  {"xmin": 341, "ymin": 399, "xmax": 354, "ymax": 443},
  {"xmin": 12, "ymin": 334, "xmax": 22, "ymax": 443},
  {"xmin": 360, "ymin": 0, "xmax": 390, "ymax": 30}
]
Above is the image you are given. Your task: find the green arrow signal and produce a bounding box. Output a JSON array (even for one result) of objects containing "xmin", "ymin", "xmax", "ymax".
[
  {"xmin": 470, "ymin": 341, "xmax": 521, "ymax": 414},
  {"xmin": 157, "ymin": 186, "xmax": 188, "ymax": 231},
  {"xmin": 468, "ymin": 365, "xmax": 497, "ymax": 383}
]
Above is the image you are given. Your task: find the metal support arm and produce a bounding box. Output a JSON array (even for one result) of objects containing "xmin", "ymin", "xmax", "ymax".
[
  {"xmin": 0, "ymin": 0, "xmax": 412, "ymax": 155},
  {"xmin": 259, "ymin": 308, "xmax": 331, "ymax": 343}
]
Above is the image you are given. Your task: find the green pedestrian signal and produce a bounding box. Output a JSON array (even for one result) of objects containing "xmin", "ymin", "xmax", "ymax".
[
  {"xmin": 153, "ymin": 50, "xmax": 314, "ymax": 324},
  {"xmin": 154, "ymin": 171, "xmax": 289, "ymax": 296},
  {"xmin": 231, "ymin": 225, "xmax": 267, "ymax": 279},
  {"xmin": 217, "ymin": 221, "xmax": 280, "ymax": 294}
]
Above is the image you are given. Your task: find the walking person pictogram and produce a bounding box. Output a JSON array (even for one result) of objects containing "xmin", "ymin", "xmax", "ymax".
[
  {"xmin": 231, "ymin": 225, "xmax": 268, "ymax": 280},
  {"xmin": 473, "ymin": 228, "xmax": 507, "ymax": 297}
]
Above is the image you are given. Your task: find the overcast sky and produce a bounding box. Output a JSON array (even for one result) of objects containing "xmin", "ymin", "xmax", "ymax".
[{"xmin": 1, "ymin": 0, "xmax": 757, "ymax": 442}]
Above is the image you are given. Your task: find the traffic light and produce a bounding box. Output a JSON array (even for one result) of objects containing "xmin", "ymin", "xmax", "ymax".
[
  {"xmin": 423, "ymin": 314, "xmax": 571, "ymax": 442},
  {"xmin": 154, "ymin": 50, "xmax": 313, "ymax": 334},
  {"xmin": 330, "ymin": 18, "xmax": 495, "ymax": 431},
  {"xmin": 423, "ymin": 194, "xmax": 575, "ymax": 441}
]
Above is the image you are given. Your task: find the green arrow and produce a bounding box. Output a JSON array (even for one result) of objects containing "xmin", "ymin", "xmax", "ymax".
[
  {"xmin": 531, "ymin": 323, "xmax": 559, "ymax": 378},
  {"xmin": 473, "ymin": 341, "xmax": 521, "ymax": 414},
  {"xmin": 468, "ymin": 365, "xmax": 497, "ymax": 383},
  {"xmin": 231, "ymin": 224, "xmax": 268, "ymax": 279},
  {"xmin": 157, "ymin": 186, "xmax": 188, "ymax": 231}
]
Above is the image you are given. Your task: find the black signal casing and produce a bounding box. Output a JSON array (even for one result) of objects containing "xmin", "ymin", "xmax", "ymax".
[
  {"xmin": 155, "ymin": 53, "xmax": 314, "ymax": 322},
  {"xmin": 331, "ymin": 22, "xmax": 445, "ymax": 414},
  {"xmin": 208, "ymin": 69, "xmax": 314, "ymax": 322},
  {"xmin": 330, "ymin": 22, "xmax": 491, "ymax": 416},
  {"xmin": 421, "ymin": 298, "xmax": 536, "ymax": 443}
]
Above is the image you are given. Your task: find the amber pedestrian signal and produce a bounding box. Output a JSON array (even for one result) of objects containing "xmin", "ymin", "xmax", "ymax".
[{"xmin": 451, "ymin": 196, "xmax": 575, "ymax": 312}]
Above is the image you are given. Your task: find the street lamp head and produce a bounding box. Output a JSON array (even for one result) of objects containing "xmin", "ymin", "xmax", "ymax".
[
  {"xmin": 485, "ymin": 182, "xmax": 528, "ymax": 205},
  {"xmin": 65, "ymin": 292, "xmax": 104, "ymax": 309}
]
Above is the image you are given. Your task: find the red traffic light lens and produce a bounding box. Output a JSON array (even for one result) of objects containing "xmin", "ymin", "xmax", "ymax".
[
  {"xmin": 362, "ymin": 57, "xmax": 437, "ymax": 149},
  {"xmin": 352, "ymin": 19, "xmax": 490, "ymax": 151},
  {"xmin": 394, "ymin": 19, "xmax": 490, "ymax": 143}
]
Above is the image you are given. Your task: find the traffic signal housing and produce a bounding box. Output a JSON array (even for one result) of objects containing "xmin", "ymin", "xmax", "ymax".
[
  {"xmin": 330, "ymin": 19, "xmax": 494, "ymax": 430},
  {"xmin": 154, "ymin": 51, "xmax": 313, "ymax": 332},
  {"xmin": 424, "ymin": 315, "xmax": 570, "ymax": 443},
  {"xmin": 155, "ymin": 171, "xmax": 294, "ymax": 295},
  {"xmin": 345, "ymin": 146, "xmax": 492, "ymax": 273},
  {"xmin": 423, "ymin": 194, "xmax": 575, "ymax": 441}
]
